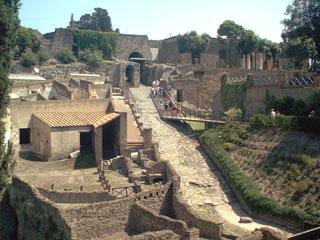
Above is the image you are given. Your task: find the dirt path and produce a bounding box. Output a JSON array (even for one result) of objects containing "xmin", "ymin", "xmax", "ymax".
[{"xmin": 131, "ymin": 86, "xmax": 288, "ymax": 235}]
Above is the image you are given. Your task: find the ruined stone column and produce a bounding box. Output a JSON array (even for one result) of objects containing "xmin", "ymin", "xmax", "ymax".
[
  {"xmin": 241, "ymin": 55, "xmax": 246, "ymax": 69},
  {"xmin": 312, "ymin": 73, "xmax": 320, "ymax": 88},
  {"xmin": 143, "ymin": 128, "xmax": 152, "ymax": 149},
  {"xmin": 257, "ymin": 52, "xmax": 263, "ymax": 70},
  {"xmin": 251, "ymin": 52, "xmax": 256, "ymax": 69},
  {"xmin": 246, "ymin": 54, "xmax": 251, "ymax": 70}
]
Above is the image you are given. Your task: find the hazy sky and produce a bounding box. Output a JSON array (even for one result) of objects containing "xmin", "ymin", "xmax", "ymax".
[{"xmin": 20, "ymin": 0, "xmax": 292, "ymax": 42}]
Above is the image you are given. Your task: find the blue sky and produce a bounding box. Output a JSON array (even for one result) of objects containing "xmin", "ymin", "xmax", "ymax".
[{"xmin": 20, "ymin": 0, "xmax": 292, "ymax": 42}]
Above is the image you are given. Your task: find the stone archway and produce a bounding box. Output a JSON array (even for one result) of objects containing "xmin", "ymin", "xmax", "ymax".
[
  {"xmin": 128, "ymin": 51, "xmax": 146, "ymax": 85},
  {"xmin": 125, "ymin": 65, "xmax": 134, "ymax": 84}
]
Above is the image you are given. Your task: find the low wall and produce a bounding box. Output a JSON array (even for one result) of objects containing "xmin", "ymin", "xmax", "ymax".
[
  {"xmin": 173, "ymin": 194, "xmax": 223, "ymax": 239},
  {"xmin": 130, "ymin": 203, "xmax": 199, "ymax": 240},
  {"xmin": 9, "ymin": 177, "xmax": 73, "ymax": 240},
  {"xmin": 200, "ymin": 139, "xmax": 305, "ymax": 231},
  {"xmin": 131, "ymin": 230, "xmax": 180, "ymax": 240},
  {"xmin": 37, "ymin": 188, "xmax": 115, "ymax": 204}
]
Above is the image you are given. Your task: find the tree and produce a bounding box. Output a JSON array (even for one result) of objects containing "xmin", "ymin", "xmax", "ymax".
[
  {"xmin": 177, "ymin": 31, "xmax": 210, "ymax": 64},
  {"xmin": 217, "ymin": 20, "xmax": 244, "ymax": 40},
  {"xmin": 0, "ymin": 0, "xmax": 20, "ymax": 191},
  {"xmin": 16, "ymin": 26, "xmax": 41, "ymax": 55},
  {"xmin": 77, "ymin": 8, "xmax": 112, "ymax": 32},
  {"xmin": 20, "ymin": 49, "xmax": 37, "ymax": 67},
  {"xmin": 282, "ymin": 0, "xmax": 320, "ymax": 62},
  {"xmin": 282, "ymin": 38, "xmax": 316, "ymax": 68},
  {"xmin": 56, "ymin": 48, "xmax": 76, "ymax": 64},
  {"xmin": 238, "ymin": 30, "xmax": 258, "ymax": 55}
]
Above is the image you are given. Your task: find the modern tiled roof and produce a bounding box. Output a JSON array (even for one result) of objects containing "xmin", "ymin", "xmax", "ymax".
[{"xmin": 33, "ymin": 112, "xmax": 120, "ymax": 128}]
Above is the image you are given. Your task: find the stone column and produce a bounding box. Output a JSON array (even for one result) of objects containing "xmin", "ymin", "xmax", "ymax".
[
  {"xmin": 241, "ymin": 55, "xmax": 246, "ymax": 69},
  {"xmin": 251, "ymin": 52, "xmax": 256, "ymax": 69},
  {"xmin": 257, "ymin": 53, "xmax": 263, "ymax": 70},
  {"xmin": 143, "ymin": 128, "xmax": 152, "ymax": 149},
  {"xmin": 119, "ymin": 112, "xmax": 127, "ymax": 150},
  {"xmin": 94, "ymin": 127, "xmax": 103, "ymax": 165},
  {"xmin": 246, "ymin": 54, "xmax": 251, "ymax": 70},
  {"xmin": 312, "ymin": 73, "xmax": 320, "ymax": 88}
]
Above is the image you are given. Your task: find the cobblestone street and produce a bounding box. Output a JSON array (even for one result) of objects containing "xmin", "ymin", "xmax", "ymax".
[{"xmin": 131, "ymin": 86, "xmax": 286, "ymax": 234}]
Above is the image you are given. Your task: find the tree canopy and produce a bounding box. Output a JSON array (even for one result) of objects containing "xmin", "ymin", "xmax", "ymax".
[
  {"xmin": 72, "ymin": 8, "xmax": 113, "ymax": 32},
  {"xmin": 177, "ymin": 31, "xmax": 210, "ymax": 64},
  {"xmin": 16, "ymin": 26, "xmax": 41, "ymax": 55},
  {"xmin": 282, "ymin": 0, "xmax": 320, "ymax": 64},
  {"xmin": 217, "ymin": 20, "xmax": 244, "ymax": 41}
]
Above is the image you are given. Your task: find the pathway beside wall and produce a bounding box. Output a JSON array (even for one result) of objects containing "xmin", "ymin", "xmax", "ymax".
[{"xmin": 131, "ymin": 86, "xmax": 286, "ymax": 235}]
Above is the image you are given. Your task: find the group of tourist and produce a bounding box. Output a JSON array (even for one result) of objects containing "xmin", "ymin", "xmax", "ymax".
[
  {"xmin": 151, "ymin": 79, "xmax": 164, "ymax": 97},
  {"xmin": 159, "ymin": 99, "xmax": 178, "ymax": 116},
  {"xmin": 271, "ymin": 108, "xmax": 316, "ymax": 118}
]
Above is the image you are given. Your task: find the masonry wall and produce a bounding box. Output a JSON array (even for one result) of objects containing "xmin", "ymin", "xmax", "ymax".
[
  {"xmin": 116, "ymin": 34, "xmax": 151, "ymax": 60},
  {"xmin": 244, "ymin": 86, "xmax": 314, "ymax": 119},
  {"xmin": 50, "ymin": 126, "xmax": 92, "ymax": 160},
  {"xmin": 9, "ymin": 177, "xmax": 73, "ymax": 240},
  {"xmin": 129, "ymin": 203, "xmax": 199, "ymax": 240}
]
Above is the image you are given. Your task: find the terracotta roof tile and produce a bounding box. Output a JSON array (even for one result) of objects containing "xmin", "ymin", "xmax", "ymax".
[{"xmin": 33, "ymin": 112, "xmax": 120, "ymax": 128}]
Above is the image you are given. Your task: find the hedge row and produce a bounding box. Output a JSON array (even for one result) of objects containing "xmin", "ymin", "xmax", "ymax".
[
  {"xmin": 250, "ymin": 114, "xmax": 320, "ymax": 134},
  {"xmin": 200, "ymin": 126, "xmax": 312, "ymax": 224}
]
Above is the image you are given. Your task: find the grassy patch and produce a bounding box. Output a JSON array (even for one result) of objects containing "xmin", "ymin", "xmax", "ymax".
[
  {"xmin": 186, "ymin": 121, "xmax": 205, "ymax": 131},
  {"xmin": 73, "ymin": 153, "xmax": 96, "ymax": 169},
  {"xmin": 200, "ymin": 122, "xmax": 313, "ymax": 224}
]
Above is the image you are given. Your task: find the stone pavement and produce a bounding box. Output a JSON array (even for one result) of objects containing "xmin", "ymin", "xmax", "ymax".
[{"xmin": 131, "ymin": 85, "xmax": 287, "ymax": 235}]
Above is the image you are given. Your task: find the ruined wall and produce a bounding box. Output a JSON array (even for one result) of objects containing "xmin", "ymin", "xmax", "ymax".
[
  {"xmin": 129, "ymin": 203, "xmax": 199, "ymax": 240},
  {"xmin": 51, "ymin": 80, "xmax": 71, "ymax": 100},
  {"xmin": 244, "ymin": 85, "xmax": 314, "ymax": 119},
  {"xmin": 9, "ymin": 177, "xmax": 72, "ymax": 240},
  {"xmin": 50, "ymin": 126, "xmax": 91, "ymax": 160},
  {"xmin": 49, "ymin": 28, "xmax": 74, "ymax": 54},
  {"xmin": 131, "ymin": 230, "xmax": 180, "ymax": 240},
  {"xmin": 38, "ymin": 188, "xmax": 115, "ymax": 203},
  {"xmin": 116, "ymin": 34, "xmax": 152, "ymax": 60}
]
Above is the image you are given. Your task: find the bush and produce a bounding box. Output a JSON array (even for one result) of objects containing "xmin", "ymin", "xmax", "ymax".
[
  {"xmin": 20, "ymin": 49, "xmax": 37, "ymax": 67},
  {"xmin": 79, "ymin": 49, "xmax": 103, "ymax": 66},
  {"xmin": 223, "ymin": 107, "xmax": 242, "ymax": 121},
  {"xmin": 37, "ymin": 50, "xmax": 49, "ymax": 63},
  {"xmin": 56, "ymin": 48, "xmax": 76, "ymax": 64},
  {"xmin": 250, "ymin": 114, "xmax": 320, "ymax": 133}
]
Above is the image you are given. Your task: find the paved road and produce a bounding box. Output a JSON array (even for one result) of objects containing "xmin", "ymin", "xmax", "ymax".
[{"xmin": 131, "ymin": 86, "xmax": 287, "ymax": 235}]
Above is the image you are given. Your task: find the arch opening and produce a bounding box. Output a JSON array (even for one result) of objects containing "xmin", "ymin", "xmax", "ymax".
[{"xmin": 125, "ymin": 65, "xmax": 134, "ymax": 84}]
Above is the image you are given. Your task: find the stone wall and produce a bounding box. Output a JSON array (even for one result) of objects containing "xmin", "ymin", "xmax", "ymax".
[
  {"xmin": 31, "ymin": 116, "xmax": 51, "ymax": 159},
  {"xmin": 37, "ymin": 188, "xmax": 115, "ymax": 203},
  {"xmin": 131, "ymin": 230, "xmax": 180, "ymax": 240},
  {"xmin": 9, "ymin": 177, "xmax": 73, "ymax": 240},
  {"xmin": 129, "ymin": 203, "xmax": 199, "ymax": 240},
  {"xmin": 116, "ymin": 34, "xmax": 152, "ymax": 60}
]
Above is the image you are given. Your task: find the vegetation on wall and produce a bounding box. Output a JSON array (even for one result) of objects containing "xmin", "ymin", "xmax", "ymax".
[
  {"xmin": 72, "ymin": 29, "xmax": 118, "ymax": 60},
  {"xmin": 177, "ymin": 31, "xmax": 210, "ymax": 64},
  {"xmin": 200, "ymin": 123, "xmax": 315, "ymax": 224},
  {"xmin": 220, "ymin": 74, "xmax": 254, "ymax": 114},
  {"xmin": 20, "ymin": 49, "xmax": 38, "ymax": 67}
]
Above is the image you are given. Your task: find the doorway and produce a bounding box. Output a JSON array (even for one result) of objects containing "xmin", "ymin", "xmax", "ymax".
[{"xmin": 80, "ymin": 131, "xmax": 93, "ymax": 153}]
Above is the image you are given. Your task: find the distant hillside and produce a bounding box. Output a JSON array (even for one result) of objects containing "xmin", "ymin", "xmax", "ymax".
[{"xmin": 201, "ymin": 123, "xmax": 320, "ymax": 224}]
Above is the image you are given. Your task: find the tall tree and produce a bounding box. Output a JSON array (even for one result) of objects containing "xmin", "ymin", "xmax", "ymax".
[
  {"xmin": 77, "ymin": 8, "xmax": 112, "ymax": 32},
  {"xmin": 282, "ymin": 0, "xmax": 320, "ymax": 61},
  {"xmin": 177, "ymin": 31, "xmax": 210, "ymax": 64},
  {"xmin": 237, "ymin": 30, "xmax": 258, "ymax": 55},
  {"xmin": 217, "ymin": 20, "xmax": 244, "ymax": 41},
  {"xmin": 0, "ymin": 0, "xmax": 20, "ymax": 191}
]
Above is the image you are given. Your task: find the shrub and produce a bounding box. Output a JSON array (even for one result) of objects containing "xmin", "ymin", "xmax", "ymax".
[
  {"xmin": 79, "ymin": 49, "xmax": 103, "ymax": 66},
  {"xmin": 250, "ymin": 114, "xmax": 320, "ymax": 134},
  {"xmin": 223, "ymin": 107, "xmax": 242, "ymax": 121},
  {"xmin": 20, "ymin": 49, "xmax": 37, "ymax": 67},
  {"xmin": 56, "ymin": 48, "xmax": 76, "ymax": 64},
  {"xmin": 37, "ymin": 50, "xmax": 49, "ymax": 63}
]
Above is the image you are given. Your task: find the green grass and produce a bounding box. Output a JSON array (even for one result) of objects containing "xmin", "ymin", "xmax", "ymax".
[{"xmin": 187, "ymin": 121, "xmax": 205, "ymax": 131}]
